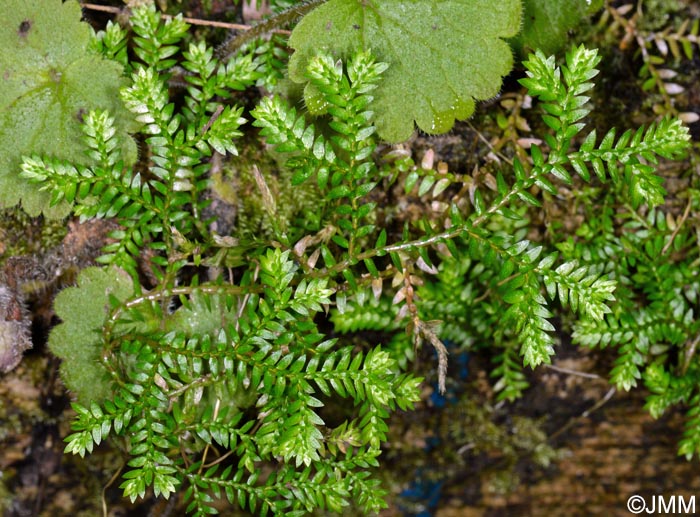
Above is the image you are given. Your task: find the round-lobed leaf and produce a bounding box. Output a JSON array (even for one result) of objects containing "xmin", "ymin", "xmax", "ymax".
[
  {"xmin": 0, "ymin": 0, "xmax": 136, "ymax": 217},
  {"xmin": 49, "ymin": 266, "xmax": 134, "ymax": 403},
  {"xmin": 511, "ymin": 0, "xmax": 603, "ymax": 57},
  {"xmin": 288, "ymin": 0, "xmax": 521, "ymax": 143}
]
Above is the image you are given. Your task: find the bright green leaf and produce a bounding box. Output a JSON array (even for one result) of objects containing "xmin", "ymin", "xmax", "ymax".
[
  {"xmin": 289, "ymin": 0, "xmax": 521, "ymax": 142},
  {"xmin": 0, "ymin": 0, "xmax": 136, "ymax": 217}
]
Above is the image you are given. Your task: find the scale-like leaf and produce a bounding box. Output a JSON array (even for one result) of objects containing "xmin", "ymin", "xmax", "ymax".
[
  {"xmin": 288, "ymin": 0, "xmax": 521, "ymax": 143},
  {"xmin": 165, "ymin": 291, "xmax": 239, "ymax": 336},
  {"xmin": 0, "ymin": 0, "xmax": 135, "ymax": 217}
]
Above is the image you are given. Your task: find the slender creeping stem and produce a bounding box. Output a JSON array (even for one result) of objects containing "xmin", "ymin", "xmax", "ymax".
[{"xmin": 216, "ymin": 0, "xmax": 327, "ymax": 60}]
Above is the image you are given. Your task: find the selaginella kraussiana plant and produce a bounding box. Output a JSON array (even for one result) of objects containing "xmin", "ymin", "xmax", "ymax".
[
  {"xmin": 12, "ymin": 2, "xmax": 693, "ymax": 516},
  {"xmin": 20, "ymin": 5, "xmax": 421, "ymax": 515}
]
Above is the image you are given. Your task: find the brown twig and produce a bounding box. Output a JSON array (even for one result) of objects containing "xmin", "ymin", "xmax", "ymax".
[
  {"xmin": 101, "ymin": 461, "xmax": 125, "ymax": 517},
  {"xmin": 544, "ymin": 363, "xmax": 602, "ymax": 380},
  {"xmin": 198, "ymin": 398, "xmax": 221, "ymax": 475},
  {"xmin": 682, "ymin": 332, "xmax": 700, "ymax": 375},
  {"xmin": 661, "ymin": 198, "xmax": 692, "ymax": 256},
  {"xmin": 201, "ymin": 104, "xmax": 224, "ymax": 136},
  {"xmin": 550, "ymin": 386, "xmax": 616, "ymax": 441},
  {"xmin": 421, "ymin": 323, "xmax": 449, "ymax": 395},
  {"xmin": 81, "ymin": 2, "xmax": 254, "ymax": 30},
  {"xmin": 216, "ymin": 0, "xmax": 325, "ymax": 60}
]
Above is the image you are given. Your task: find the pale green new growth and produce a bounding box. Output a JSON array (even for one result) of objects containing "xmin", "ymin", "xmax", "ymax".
[{"xmin": 288, "ymin": 0, "xmax": 521, "ymax": 142}]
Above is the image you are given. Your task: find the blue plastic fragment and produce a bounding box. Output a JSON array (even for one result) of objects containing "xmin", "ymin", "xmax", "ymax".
[{"xmin": 398, "ymin": 340, "xmax": 470, "ymax": 515}]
